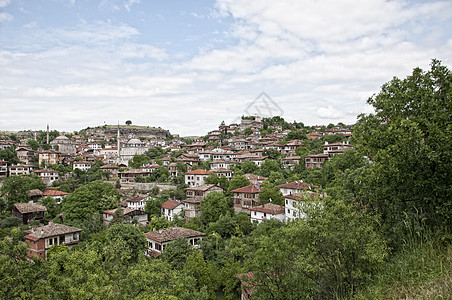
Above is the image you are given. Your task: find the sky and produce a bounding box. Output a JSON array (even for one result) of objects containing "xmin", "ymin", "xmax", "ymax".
[{"xmin": 0, "ymin": 0, "xmax": 451, "ymax": 136}]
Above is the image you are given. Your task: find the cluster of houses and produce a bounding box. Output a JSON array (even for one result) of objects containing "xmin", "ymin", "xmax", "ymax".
[
  {"xmin": 0, "ymin": 119, "xmax": 352, "ymax": 186},
  {"xmin": 12, "ymin": 174, "xmax": 322, "ymax": 261},
  {"xmin": 1, "ymin": 119, "xmax": 350, "ymax": 263}
]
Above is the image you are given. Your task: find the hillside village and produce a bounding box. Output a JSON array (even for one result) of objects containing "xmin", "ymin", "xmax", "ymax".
[
  {"xmin": 0, "ymin": 61, "xmax": 450, "ymax": 300},
  {"xmin": 0, "ymin": 116, "xmax": 355, "ymax": 296},
  {"xmin": 0, "ymin": 117, "xmax": 352, "ymax": 231}
]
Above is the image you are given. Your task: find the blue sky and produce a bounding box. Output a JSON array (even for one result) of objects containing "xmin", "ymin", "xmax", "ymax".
[{"xmin": 1, "ymin": 0, "xmax": 451, "ymax": 136}]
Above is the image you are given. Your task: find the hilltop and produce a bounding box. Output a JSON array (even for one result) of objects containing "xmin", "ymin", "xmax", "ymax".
[{"xmin": 80, "ymin": 124, "xmax": 171, "ymax": 139}]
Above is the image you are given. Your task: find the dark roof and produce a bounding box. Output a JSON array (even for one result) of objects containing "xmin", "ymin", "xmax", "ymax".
[
  {"xmin": 25, "ymin": 223, "xmax": 82, "ymax": 240},
  {"xmin": 185, "ymin": 184, "xmax": 222, "ymax": 192},
  {"xmin": 28, "ymin": 189, "xmax": 43, "ymax": 197},
  {"xmin": 277, "ymin": 181, "xmax": 312, "ymax": 190},
  {"xmin": 145, "ymin": 226, "xmax": 205, "ymax": 243},
  {"xmin": 102, "ymin": 208, "xmax": 146, "ymax": 216},
  {"xmin": 250, "ymin": 203, "xmax": 284, "ymax": 214},
  {"xmin": 125, "ymin": 194, "xmax": 149, "ymax": 202},
  {"xmin": 13, "ymin": 203, "xmax": 47, "ymax": 214}
]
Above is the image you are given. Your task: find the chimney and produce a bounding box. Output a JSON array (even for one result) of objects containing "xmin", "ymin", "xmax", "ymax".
[
  {"xmin": 48, "ymin": 220, "xmax": 53, "ymax": 225},
  {"xmin": 32, "ymin": 226, "xmax": 36, "ymax": 233}
]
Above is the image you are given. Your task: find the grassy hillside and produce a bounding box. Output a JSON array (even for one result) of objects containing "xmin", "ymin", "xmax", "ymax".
[{"xmin": 351, "ymin": 239, "xmax": 452, "ymax": 299}]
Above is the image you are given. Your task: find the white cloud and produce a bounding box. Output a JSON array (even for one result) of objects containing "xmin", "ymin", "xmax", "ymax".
[
  {"xmin": 0, "ymin": 0, "xmax": 10, "ymax": 8},
  {"xmin": 316, "ymin": 106, "xmax": 344, "ymax": 119},
  {"xmin": 1, "ymin": 0, "xmax": 451, "ymax": 136},
  {"xmin": 0, "ymin": 12, "xmax": 12, "ymax": 22}
]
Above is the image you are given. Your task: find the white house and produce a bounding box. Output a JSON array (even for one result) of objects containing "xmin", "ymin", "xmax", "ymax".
[
  {"xmin": 102, "ymin": 208, "xmax": 148, "ymax": 226},
  {"xmin": 161, "ymin": 200, "xmax": 184, "ymax": 222},
  {"xmin": 9, "ymin": 164, "xmax": 34, "ymax": 176},
  {"xmin": 284, "ymin": 192, "xmax": 323, "ymax": 221},
  {"xmin": 34, "ymin": 169, "xmax": 59, "ymax": 186},
  {"xmin": 73, "ymin": 161, "xmax": 93, "ymax": 171},
  {"xmin": 145, "ymin": 226, "xmax": 205, "ymax": 257},
  {"xmin": 121, "ymin": 194, "xmax": 150, "ymax": 210},
  {"xmin": 249, "ymin": 203, "xmax": 285, "ymax": 224},
  {"xmin": 42, "ymin": 190, "xmax": 69, "ymax": 204},
  {"xmin": 184, "ymin": 169, "xmax": 214, "ymax": 187},
  {"xmin": 277, "ymin": 181, "xmax": 313, "ymax": 196}
]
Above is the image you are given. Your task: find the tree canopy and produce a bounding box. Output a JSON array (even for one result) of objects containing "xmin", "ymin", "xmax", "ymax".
[
  {"xmin": 353, "ymin": 59, "xmax": 452, "ymax": 242},
  {"xmin": 62, "ymin": 180, "xmax": 120, "ymax": 224}
]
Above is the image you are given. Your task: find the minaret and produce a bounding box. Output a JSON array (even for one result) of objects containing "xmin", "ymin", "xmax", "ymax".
[
  {"xmin": 117, "ymin": 122, "xmax": 121, "ymax": 164},
  {"xmin": 46, "ymin": 124, "xmax": 49, "ymax": 144}
]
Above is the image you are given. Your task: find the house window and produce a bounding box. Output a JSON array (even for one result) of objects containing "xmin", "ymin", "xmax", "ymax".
[{"xmin": 254, "ymin": 212, "xmax": 256, "ymax": 215}]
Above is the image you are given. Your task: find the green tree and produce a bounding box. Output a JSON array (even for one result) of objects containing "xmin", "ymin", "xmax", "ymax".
[
  {"xmin": 0, "ymin": 175, "xmax": 46, "ymax": 210},
  {"xmin": 247, "ymin": 198, "xmax": 388, "ymax": 299},
  {"xmin": 227, "ymin": 174, "xmax": 250, "ymax": 194},
  {"xmin": 284, "ymin": 130, "xmax": 307, "ymax": 141},
  {"xmin": 243, "ymin": 128, "xmax": 253, "ymax": 136},
  {"xmin": 0, "ymin": 146, "xmax": 20, "ymax": 165},
  {"xmin": 128, "ymin": 154, "xmax": 151, "ymax": 169},
  {"xmin": 125, "ymin": 120, "xmax": 132, "ymax": 125},
  {"xmin": 200, "ymin": 192, "xmax": 233, "ymax": 224},
  {"xmin": 103, "ymin": 223, "xmax": 147, "ymax": 264},
  {"xmin": 160, "ymin": 237, "xmax": 196, "ymax": 270},
  {"xmin": 207, "ymin": 214, "xmax": 238, "ymax": 238},
  {"xmin": 258, "ymin": 181, "xmax": 284, "ymax": 205},
  {"xmin": 262, "ymin": 149, "xmax": 281, "ymax": 160},
  {"xmin": 239, "ymin": 160, "xmax": 259, "ymax": 174},
  {"xmin": 39, "ymin": 196, "xmax": 61, "ymax": 221},
  {"xmin": 259, "ymin": 159, "xmax": 282, "ymax": 177},
  {"xmin": 183, "ymin": 251, "xmax": 219, "ymax": 296},
  {"xmin": 62, "ymin": 180, "xmax": 120, "ymax": 223},
  {"xmin": 353, "ymin": 59, "xmax": 452, "ymax": 242}
]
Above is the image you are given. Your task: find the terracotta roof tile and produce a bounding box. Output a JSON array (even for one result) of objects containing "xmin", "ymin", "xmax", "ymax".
[
  {"xmin": 277, "ymin": 181, "xmax": 312, "ymax": 190},
  {"xmin": 250, "ymin": 203, "xmax": 285, "ymax": 215},
  {"xmin": 184, "ymin": 169, "xmax": 214, "ymax": 175},
  {"xmin": 231, "ymin": 184, "xmax": 262, "ymax": 194},
  {"xmin": 43, "ymin": 190, "xmax": 69, "ymax": 197},
  {"xmin": 161, "ymin": 200, "xmax": 183, "ymax": 210}
]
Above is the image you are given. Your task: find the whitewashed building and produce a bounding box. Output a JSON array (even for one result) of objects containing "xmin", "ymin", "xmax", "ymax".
[
  {"xmin": 145, "ymin": 227, "xmax": 205, "ymax": 257},
  {"xmin": 250, "ymin": 203, "xmax": 285, "ymax": 224}
]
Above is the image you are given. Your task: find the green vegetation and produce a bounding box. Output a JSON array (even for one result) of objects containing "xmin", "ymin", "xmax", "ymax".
[{"xmin": 0, "ymin": 60, "xmax": 450, "ymax": 299}]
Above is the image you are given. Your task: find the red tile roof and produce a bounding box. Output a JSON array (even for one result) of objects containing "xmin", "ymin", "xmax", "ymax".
[
  {"xmin": 277, "ymin": 181, "xmax": 312, "ymax": 190},
  {"xmin": 43, "ymin": 190, "xmax": 69, "ymax": 197},
  {"xmin": 184, "ymin": 169, "xmax": 214, "ymax": 175},
  {"xmin": 231, "ymin": 184, "xmax": 262, "ymax": 194},
  {"xmin": 250, "ymin": 203, "xmax": 285, "ymax": 215},
  {"xmin": 161, "ymin": 200, "xmax": 183, "ymax": 210}
]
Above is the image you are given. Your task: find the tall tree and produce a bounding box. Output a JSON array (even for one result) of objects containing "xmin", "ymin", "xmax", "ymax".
[
  {"xmin": 0, "ymin": 175, "xmax": 46, "ymax": 210},
  {"xmin": 62, "ymin": 180, "xmax": 120, "ymax": 223},
  {"xmin": 353, "ymin": 59, "xmax": 452, "ymax": 240},
  {"xmin": 200, "ymin": 192, "xmax": 233, "ymax": 224}
]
